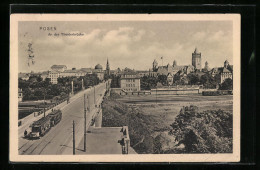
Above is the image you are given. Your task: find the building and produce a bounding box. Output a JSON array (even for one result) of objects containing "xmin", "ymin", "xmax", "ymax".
[
  {"xmin": 136, "ymin": 70, "xmax": 150, "ymax": 77},
  {"xmin": 210, "ymin": 60, "xmax": 233, "ymax": 83},
  {"xmin": 202, "ymin": 61, "xmax": 210, "ymax": 73},
  {"xmin": 93, "ymin": 64, "xmax": 104, "ymax": 81},
  {"xmin": 149, "ymin": 60, "xmax": 195, "ymax": 78},
  {"xmin": 149, "ymin": 48, "xmax": 201, "ymax": 78},
  {"xmin": 80, "ymin": 68, "xmax": 93, "ymax": 74},
  {"xmin": 49, "ymin": 71, "xmax": 60, "ymax": 84},
  {"xmin": 18, "ymin": 88, "xmax": 23, "ymax": 102},
  {"xmin": 120, "ymin": 70, "xmax": 140, "ymax": 92},
  {"xmin": 192, "ymin": 47, "xmax": 202, "ymax": 70},
  {"xmin": 18, "ymin": 73, "xmax": 30, "ymax": 80},
  {"xmin": 166, "ymin": 73, "xmax": 174, "ymax": 85},
  {"xmin": 51, "ymin": 65, "xmax": 67, "ymax": 72},
  {"xmin": 59, "ymin": 69, "xmax": 86, "ymax": 77}
]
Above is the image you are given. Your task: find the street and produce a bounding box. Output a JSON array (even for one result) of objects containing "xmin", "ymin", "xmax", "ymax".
[{"xmin": 18, "ymin": 82, "xmax": 107, "ymax": 155}]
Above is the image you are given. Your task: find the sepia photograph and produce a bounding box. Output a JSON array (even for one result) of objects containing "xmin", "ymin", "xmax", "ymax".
[{"xmin": 10, "ymin": 14, "xmax": 240, "ymax": 162}]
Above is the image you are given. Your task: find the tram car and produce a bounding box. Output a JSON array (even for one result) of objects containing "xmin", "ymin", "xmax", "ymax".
[
  {"xmin": 47, "ymin": 109, "xmax": 62, "ymax": 127},
  {"xmin": 26, "ymin": 109, "xmax": 62, "ymax": 138},
  {"xmin": 29, "ymin": 116, "xmax": 51, "ymax": 138}
]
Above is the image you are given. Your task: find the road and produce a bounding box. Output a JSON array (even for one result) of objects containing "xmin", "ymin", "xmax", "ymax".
[{"xmin": 18, "ymin": 81, "xmax": 108, "ymax": 155}]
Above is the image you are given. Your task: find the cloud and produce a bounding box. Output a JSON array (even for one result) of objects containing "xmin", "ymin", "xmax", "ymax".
[{"xmin": 19, "ymin": 22, "xmax": 233, "ymax": 72}]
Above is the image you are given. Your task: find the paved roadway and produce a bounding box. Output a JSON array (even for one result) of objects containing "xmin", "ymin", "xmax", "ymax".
[{"xmin": 18, "ymin": 81, "xmax": 108, "ymax": 155}]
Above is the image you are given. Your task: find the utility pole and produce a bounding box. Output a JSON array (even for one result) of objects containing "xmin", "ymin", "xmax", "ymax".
[
  {"xmin": 71, "ymin": 81, "xmax": 74, "ymax": 95},
  {"xmin": 87, "ymin": 95, "xmax": 90, "ymax": 111},
  {"xmin": 43, "ymin": 94, "xmax": 46, "ymax": 117},
  {"xmin": 156, "ymin": 87, "xmax": 157, "ymax": 104},
  {"xmin": 73, "ymin": 120, "xmax": 75, "ymax": 155},
  {"xmin": 84, "ymin": 94, "xmax": 87, "ymax": 152},
  {"xmin": 94, "ymin": 86, "xmax": 96, "ymax": 106}
]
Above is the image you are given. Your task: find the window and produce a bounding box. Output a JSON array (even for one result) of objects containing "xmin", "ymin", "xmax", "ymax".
[{"xmin": 133, "ymin": 79, "xmax": 135, "ymax": 82}]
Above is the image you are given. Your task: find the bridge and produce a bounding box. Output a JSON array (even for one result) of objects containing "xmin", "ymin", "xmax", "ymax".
[{"xmin": 18, "ymin": 80, "xmax": 135, "ymax": 155}]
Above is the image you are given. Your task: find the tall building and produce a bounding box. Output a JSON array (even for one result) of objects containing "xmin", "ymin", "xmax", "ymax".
[
  {"xmin": 49, "ymin": 71, "xmax": 60, "ymax": 84},
  {"xmin": 192, "ymin": 48, "xmax": 201, "ymax": 70},
  {"xmin": 120, "ymin": 69, "xmax": 140, "ymax": 92},
  {"xmin": 106, "ymin": 58, "xmax": 110, "ymax": 75}
]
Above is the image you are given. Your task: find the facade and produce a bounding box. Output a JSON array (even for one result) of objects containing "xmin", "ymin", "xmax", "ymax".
[
  {"xmin": 120, "ymin": 71, "xmax": 140, "ymax": 92},
  {"xmin": 49, "ymin": 71, "xmax": 60, "ymax": 84},
  {"xmin": 51, "ymin": 65, "xmax": 67, "ymax": 72},
  {"xmin": 210, "ymin": 60, "xmax": 233, "ymax": 83},
  {"xmin": 192, "ymin": 48, "xmax": 202, "ymax": 70}
]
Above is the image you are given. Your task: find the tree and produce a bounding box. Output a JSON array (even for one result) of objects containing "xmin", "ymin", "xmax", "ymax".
[
  {"xmin": 200, "ymin": 73, "xmax": 217, "ymax": 89},
  {"xmin": 173, "ymin": 73, "xmax": 181, "ymax": 83},
  {"xmin": 36, "ymin": 76, "xmax": 43, "ymax": 82},
  {"xmin": 140, "ymin": 76, "xmax": 157, "ymax": 90},
  {"xmin": 83, "ymin": 74, "xmax": 99, "ymax": 87},
  {"xmin": 219, "ymin": 78, "xmax": 233, "ymax": 90},
  {"xmin": 170, "ymin": 106, "xmax": 232, "ymax": 153},
  {"xmin": 187, "ymin": 73, "xmax": 199, "ymax": 85},
  {"xmin": 157, "ymin": 75, "xmax": 167, "ymax": 86},
  {"xmin": 111, "ymin": 75, "xmax": 120, "ymax": 88}
]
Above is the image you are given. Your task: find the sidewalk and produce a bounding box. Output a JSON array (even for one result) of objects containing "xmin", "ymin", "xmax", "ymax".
[{"xmin": 63, "ymin": 127, "xmax": 137, "ymax": 155}]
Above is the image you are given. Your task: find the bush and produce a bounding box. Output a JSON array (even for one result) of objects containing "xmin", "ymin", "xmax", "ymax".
[
  {"xmin": 202, "ymin": 91, "xmax": 219, "ymax": 96},
  {"xmin": 170, "ymin": 106, "xmax": 232, "ymax": 153}
]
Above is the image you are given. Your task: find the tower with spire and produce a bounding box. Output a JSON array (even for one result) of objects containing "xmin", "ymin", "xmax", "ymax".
[
  {"xmin": 106, "ymin": 58, "xmax": 110, "ymax": 75},
  {"xmin": 192, "ymin": 47, "xmax": 202, "ymax": 70}
]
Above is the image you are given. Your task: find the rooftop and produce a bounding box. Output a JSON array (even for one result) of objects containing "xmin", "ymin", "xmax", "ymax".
[{"xmin": 51, "ymin": 65, "xmax": 67, "ymax": 69}]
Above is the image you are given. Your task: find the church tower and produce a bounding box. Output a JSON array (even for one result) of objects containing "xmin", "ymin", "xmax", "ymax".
[
  {"xmin": 224, "ymin": 60, "xmax": 229, "ymax": 68},
  {"xmin": 173, "ymin": 60, "xmax": 177, "ymax": 67},
  {"xmin": 204, "ymin": 61, "xmax": 209, "ymax": 71},
  {"xmin": 153, "ymin": 59, "xmax": 158, "ymax": 71},
  {"xmin": 106, "ymin": 58, "xmax": 110, "ymax": 75},
  {"xmin": 192, "ymin": 47, "xmax": 202, "ymax": 70}
]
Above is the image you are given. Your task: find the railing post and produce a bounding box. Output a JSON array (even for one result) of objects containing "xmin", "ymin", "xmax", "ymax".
[{"xmin": 84, "ymin": 94, "xmax": 87, "ymax": 152}]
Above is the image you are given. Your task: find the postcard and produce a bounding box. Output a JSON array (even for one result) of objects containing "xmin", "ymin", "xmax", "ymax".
[{"xmin": 10, "ymin": 14, "xmax": 240, "ymax": 162}]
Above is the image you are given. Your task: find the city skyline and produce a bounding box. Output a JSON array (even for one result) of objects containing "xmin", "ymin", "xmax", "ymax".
[{"xmin": 19, "ymin": 21, "xmax": 233, "ymax": 72}]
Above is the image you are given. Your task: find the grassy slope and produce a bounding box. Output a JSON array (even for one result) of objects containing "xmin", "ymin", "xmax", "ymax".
[{"xmin": 102, "ymin": 94, "xmax": 171, "ymax": 154}]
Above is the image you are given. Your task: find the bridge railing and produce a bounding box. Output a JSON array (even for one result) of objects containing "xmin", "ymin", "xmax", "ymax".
[{"xmin": 119, "ymin": 126, "xmax": 130, "ymax": 154}]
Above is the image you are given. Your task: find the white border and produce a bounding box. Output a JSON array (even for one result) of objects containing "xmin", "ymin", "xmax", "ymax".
[{"xmin": 10, "ymin": 14, "xmax": 240, "ymax": 162}]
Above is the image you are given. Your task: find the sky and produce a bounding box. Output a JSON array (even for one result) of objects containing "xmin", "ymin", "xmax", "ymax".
[{"xmin": 18, "ymin": 21, "xmax": 233, "ymax": 73}]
